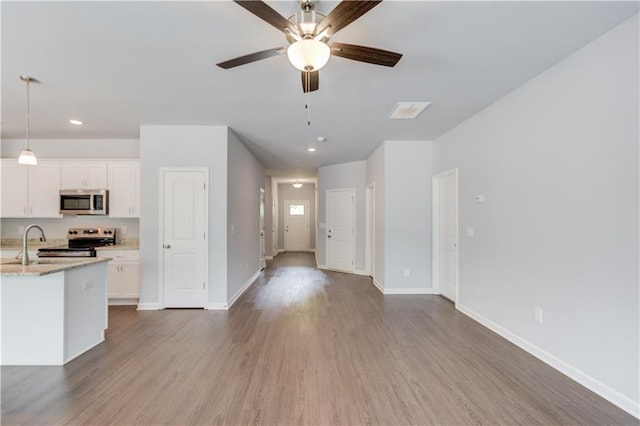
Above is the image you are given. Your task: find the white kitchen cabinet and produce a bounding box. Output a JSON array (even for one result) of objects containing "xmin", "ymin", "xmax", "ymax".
[
  {"xmin": 98, "ymin": 250, "xmax": 140, "ymax": 302},
  {"xmin": 60, "ymin": 161, "xmax": 108, "ymax": 189},
  {"xmin": 0, "ymin": 159, "xmax": 62, "ymax": 218},
  {"xmin": 107, "ymin": 161, "xmax": 140, "ymax": 218}
]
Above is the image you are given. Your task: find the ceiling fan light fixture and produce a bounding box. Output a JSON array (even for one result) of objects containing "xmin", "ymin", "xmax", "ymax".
[
  {"xmin": 287, "ymin": 39, "xmax": 330, "ymax": 71},
  {"xmin": 293, "ymin": 180, "xmax": 303, "ymax": 189}
]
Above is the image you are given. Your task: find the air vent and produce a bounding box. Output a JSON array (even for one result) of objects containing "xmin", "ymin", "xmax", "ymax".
[{"xmin": 388, "ymin": 102, "xmax": 431, "ymax": 119}]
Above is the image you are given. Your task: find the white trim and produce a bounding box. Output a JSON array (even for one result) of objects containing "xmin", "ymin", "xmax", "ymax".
[
  {"xmin": 205, "ymin": 303, "xmax": 228, "ymax": 310},
  {"xmin": 457, "ymin": 303, "xmax": 640, "ymax": 419},
  {"xmin": 317, "ymin": 264, "xmax": 327, "ymax": 270},
  {"xmin": 276, "ymin": 249, "xmax": 285, "ymax": 256},
  {"xmin": 227, "ymin": 270, "xmax": 260, "ymax": 309},
  {"xmin": 432, "ymin": 168, "xmax": 459, "ymax": 301},
  {"xmin": 365, "ymin": 183, "xmax": 375, "ymax": 278},
  {"xmin": 371, "ymin": 279, "xmax": 384, "ymax": 294},
  {"xmin": 354, "ymin": 269, "xmax": 369, "ymax": 276},
  {"xmin": 266, "ymin": 256, "xmax": 273, "ymax": 260},
  {"xmin": 383, "ymin": 287, "xmax": 433, "ymax": 295},
  {"xmin": 136, "ymin": 303, "xmax": 163, "ymax": 310}
]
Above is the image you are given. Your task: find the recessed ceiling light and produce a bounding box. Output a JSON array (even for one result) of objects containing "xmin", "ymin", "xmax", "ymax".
[
  {"xmin": 308, "ymin": 147, "xmax": 316, "ymax": 152},
  {"xmin": 388, "ymin": 102, "xmax": 431, "ymax": 119},
  {"xmin": 69, "ymin": 119, "xmax": 83, "ymax": 125}
]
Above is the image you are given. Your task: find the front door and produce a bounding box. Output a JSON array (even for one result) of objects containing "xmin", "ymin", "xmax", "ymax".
[
  {"xmin": 161, "ymin": 168, "xmax": 208, "ymax": 308},
  {"xmin": 284, "ymin": 200, "xmax": 310, "ymax": 251},
  {"xmin": 326, "ymin": 189, "xmax": 355, "ymax": 272}
]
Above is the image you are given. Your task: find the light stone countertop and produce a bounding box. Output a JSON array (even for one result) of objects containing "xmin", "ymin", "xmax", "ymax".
[
  {"xmin": 0, "ymin": 239, "xmax": 139, "ymax": 250},
  {"xmin": 0, "ymin": 257, "xmax": 112, "ymax": 277}
]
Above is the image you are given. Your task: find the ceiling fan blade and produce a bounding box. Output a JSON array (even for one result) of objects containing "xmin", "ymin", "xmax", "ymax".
[
  {"xmin": 330, "ymin": 42, "xmax": 402, "ymax": 67},
  {"xmin": 217, "ymin": 47, "xmax": 286, "ymax": 69},
  {"xmin": 234, "ymin": 1, "xmax": 299, "ymax": 35},
  {"xmin": 301, "ymin": 71, "xmax": 319, "ymax": 93},
  {"xmin": 315, "ymin": 1, "xmax": 382, "ymax": 37}
]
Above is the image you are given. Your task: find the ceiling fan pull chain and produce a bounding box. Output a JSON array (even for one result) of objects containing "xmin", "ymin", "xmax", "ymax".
[{"xmin": 305, "ymin": 70, "xmax": 311, "ymax": 126}]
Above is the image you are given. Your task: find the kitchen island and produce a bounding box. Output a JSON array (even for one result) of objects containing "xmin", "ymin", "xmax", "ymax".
[{"xmin": 1, "ymin": 257, "xmax": 111, "ymax": 365}]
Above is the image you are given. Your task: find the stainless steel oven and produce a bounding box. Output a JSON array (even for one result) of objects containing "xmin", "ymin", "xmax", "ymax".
[{"xmin": 59, "ymin": 189, "xmax": 108, "ymax": 215}]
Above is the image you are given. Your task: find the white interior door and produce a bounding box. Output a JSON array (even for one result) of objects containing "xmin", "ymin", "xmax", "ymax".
[
  {"xmin": 284, "ymin": 200, "xmax": 310, "ymax": 251},
  {"xmin": 365, "ymin": 184, "xmax": 375, "ymax": 278},
  {"xmin": 260, "ymin": 188, "xmax": 266, "ymax": 269},
  {"xmin": 161, "ymin": 169, "xmax": 208, "ymax": 308},
  {"xmin": 326, "ymin": 189, "xmax": 355, "ymax": 272},
  {"xmin": 434, "ymin": 170, "xmax": 458, "ymax": 302}
]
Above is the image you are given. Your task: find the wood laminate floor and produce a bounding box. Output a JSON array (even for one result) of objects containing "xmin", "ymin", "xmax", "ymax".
[{"xmin": 1, "ymin": 252, "xmax": 637, "ymax": 425}]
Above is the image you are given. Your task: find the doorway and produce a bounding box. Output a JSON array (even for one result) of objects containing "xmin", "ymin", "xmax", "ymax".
[
  {"xmin": 160, "ymin": 168, "xmax": 208, "ymax": 308},
  {"xmin": 326, "ymin": 188, "xmax": 355, "ymax": 272},
  {"xmin": 284, "ymin": 200, "xmax": 310, "ymax": 251},
  {"xmin": 365, "ymin": 183, "xmax": 375, "ymax": 278},
  {"xmin": 260, "ymin": 188, "xmax": 266, "ymax": 270},
  {"xmin": 432, "ymin": 169, "xmax": 458, "ymax": 303}
]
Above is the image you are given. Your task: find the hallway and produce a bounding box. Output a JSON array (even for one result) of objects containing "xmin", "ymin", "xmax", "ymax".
[{"xmin": 1, "ymin": 252, "xmax": 635, "ymax": 425}]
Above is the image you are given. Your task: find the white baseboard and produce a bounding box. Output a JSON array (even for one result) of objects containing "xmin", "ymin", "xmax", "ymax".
[
  {"xmin": 276, "ymin": 249, "xmax": 285, "ymax": 256},
  {"xmin": 354, "ymin": 269, "xmax": 370, "ymax": 276},
  {"xmin": 317, "ymin": 264, "xmax": 327, "ymax": 270},
  {"xmin": 371, "ymin": 279, "xmax": 384, "ymax": 294},
  {"xmin": 227, "ymin": 270, "xmax": 260, "ymax": 309},
  {"xmin": 383, "ymin": 287, "xmax": 433, "ymax": 295},
  {"xmin": 457, "ymin": 303, "xmax": 640, "ymax": 419},
  {"xmin": 136, "ymin": 303, "xmax": 162, "ymax": 310},
  {"xmin": 205, "ymin": 303, "xmax": 228, "ymax": 310},
  {"xmin": 266, "ymin": 256, "xmax": 273, "ymax": 260}
]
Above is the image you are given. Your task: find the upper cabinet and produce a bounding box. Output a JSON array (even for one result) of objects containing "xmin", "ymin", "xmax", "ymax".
[
  {"xmin": 108, "ymin": 161, "xmax": 140, "ymax": 218},
  {"xmin": 60, "ymin": 161, "xmax": 108, "ymax": 189},
  {"xmin": 0, "ymin": 159, "xmax": 62, "ymax": 218}
]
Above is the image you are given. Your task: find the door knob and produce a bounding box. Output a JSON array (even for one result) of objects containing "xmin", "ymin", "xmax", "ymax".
[
  {"xmin": 163, "ymin": 244, "xmax": 171, "ymax": 249},
  {"xmin": 327, "ymin": 235, "xmax": 331, "ymax": 239}
]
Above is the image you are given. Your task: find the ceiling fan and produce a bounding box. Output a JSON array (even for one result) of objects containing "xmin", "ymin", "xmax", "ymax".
[{"xmin": 217, "ymin": 0, "xmax": 403, "ymax": 93}]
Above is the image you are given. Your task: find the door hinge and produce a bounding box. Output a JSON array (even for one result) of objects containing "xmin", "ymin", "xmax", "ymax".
[
  {"xmin": 203, "ymin": 183, "xmax": 206, "ymax": 190},
  {"xmin": 203, "ymin": 282, "xmax": 205, "ymax": 289},
  {"xmin": 204, "ymin": 232, "xmax": 206, "ymax": 240}
]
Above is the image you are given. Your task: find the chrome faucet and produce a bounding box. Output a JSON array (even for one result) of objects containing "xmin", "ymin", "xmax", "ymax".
[{"xmin": 22, "ymin": 224, "xmax": 46, "ymax": 266}]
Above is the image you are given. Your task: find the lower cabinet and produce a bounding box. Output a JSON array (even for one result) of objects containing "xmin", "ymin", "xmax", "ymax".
[{"xmin": 97, "ymin": 250, "xmax": 140, "ymax": 303}]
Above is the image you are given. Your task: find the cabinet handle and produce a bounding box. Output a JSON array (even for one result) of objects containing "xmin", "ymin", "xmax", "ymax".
[{"xmin": 163, "ymin": 244, "xmax": 171, "ymax": 249}]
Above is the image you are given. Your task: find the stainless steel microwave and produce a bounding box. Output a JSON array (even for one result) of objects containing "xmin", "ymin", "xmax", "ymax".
[{"xmin": 59, "ymin": 189, "xmax": 108, "ymax": 215}]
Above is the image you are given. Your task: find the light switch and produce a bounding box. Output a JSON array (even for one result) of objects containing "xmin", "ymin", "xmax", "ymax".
[
  {"xmin": 467, "ymin": 227, "xmax": 474, "ymax": 238},
  {"xmin": 474, "ymin": 195, "xmax": 484, "ymax": 203}
]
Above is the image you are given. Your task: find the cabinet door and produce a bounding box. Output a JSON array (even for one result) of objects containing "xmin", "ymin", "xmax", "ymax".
[
  {"xmin": 61, "ymin": 162, "xmax": 107, "ymax": 189},
  {"xmin": 0, "ymin": 161, "xmax": 29, "ymax": 217},
  {"xmin": 28, "ymin": 162, "xmax": 62, "ymax": 218},
  {"xmin": 107, "ymin": 262, "xmax": 122, "ymax": 298},
  {"xmin": 108, "ymin": 162, "xmax": 140, "ymax": 218},
  {"xmin": 121, "ymin": 261, "xmax": 140, "ymax": 298}
]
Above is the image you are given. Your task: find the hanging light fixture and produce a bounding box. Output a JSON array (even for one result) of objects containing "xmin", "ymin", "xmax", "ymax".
[
  {"xmin": 293, "ymin": 180, "xmax": 303, "ymax": 189},
  {"xmin": 287, "ymin": 39, "xmax": 331, "ymax": 72},
  {"xmin": 18, "ymin": 76, "xmax": 39, "ymax": 166}
]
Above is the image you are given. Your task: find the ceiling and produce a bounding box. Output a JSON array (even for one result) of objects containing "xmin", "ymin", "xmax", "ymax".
[{"xmin": 1, "ymin": 1, "xmax": 637, "ymax": 178}]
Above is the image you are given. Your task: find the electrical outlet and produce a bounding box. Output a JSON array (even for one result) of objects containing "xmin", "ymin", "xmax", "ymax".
[
  {"xmin": 467, "ymin": 227, "xmax": 474, "ymax": 238},
  {"xmin": 534, "ymin": 307, "xmax": 543, "ymax": 324},
  {"xmin": 403, "ymin": 268, "xmax": 410, "ymax": 277},
  {"xmin": 83, "ymin": 280, "xmax": 94, "ymax": 290}
]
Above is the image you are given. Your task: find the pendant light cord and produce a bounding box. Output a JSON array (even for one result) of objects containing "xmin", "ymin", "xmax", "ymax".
[{"xmin": 25, "ymin": 79, "xmax": 31, "ymax": 150}]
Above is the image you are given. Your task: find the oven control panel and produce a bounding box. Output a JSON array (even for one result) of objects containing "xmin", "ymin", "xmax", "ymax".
[{"xmin": 68, "ymin": 227, "xmax": 116, "ymax": 237}]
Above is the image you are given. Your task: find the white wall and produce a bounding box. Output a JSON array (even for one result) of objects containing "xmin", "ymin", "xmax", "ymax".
[
  {"xmin": 433, "ymin": 15, "xmax": 639, "ymax": 415},
  {"xmin": 0, "ymin": 139, "xmax": 139, "ymax": 158},
  {"xmin": 139, "ymin": 125, "xmax": 228, "ymax": 308},
  {"xmin": 278, "ymin": 183, "xmax": 316, "ymax": 251},
  {"xmin": 316, "ymin": 161, "xmax": 367, "ymax": 270},
  {"xmin": 384, "ymin": 141, "xmax": 433, "ymax": 293},
  {"xmin": 227, "ymin": 130, "xmax": 265, "ymax": 304},
  {"xmin": 263, "ymin": 177, "xmax": 274, "ymax": 257},
  {"xmin": 366, "ymin": 143, "xmax": 385, "ymax": 287}
]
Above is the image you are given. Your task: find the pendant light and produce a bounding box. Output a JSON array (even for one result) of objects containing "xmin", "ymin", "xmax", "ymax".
[
  {"xmin": 18, "ymin": 76, "xmax": 39, "ymax": 166},
  {"xmin": 293, "ymin": 180, "xmax": 303, "ymax": 189}
]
